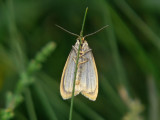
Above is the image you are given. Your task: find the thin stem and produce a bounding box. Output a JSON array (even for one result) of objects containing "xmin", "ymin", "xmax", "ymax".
[
  {"xmin": 25, "ymin": 88, "xmax": 37, "ymax": 120},
  {"xmin": 69, "ymin": 7, "xmax": 88, "ymax": 120},
  {"xmin": 69, "ymin": 43, "xmax": 80, "ymax": 120},
  {"xmin": 80, "ymin": 7, "xmax": 88, "ymax": 39},
  {"xmin": 33, "ymin": 82, "xmax": 58, "ymax": 120},
  {"xmin": 147, "ymin": 76, "xmax": 159, "ymax": 120}
]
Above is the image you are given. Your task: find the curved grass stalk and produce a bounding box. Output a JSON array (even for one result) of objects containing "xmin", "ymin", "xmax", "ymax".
[{"xmin": 69, "ymin": 7, "xmax": 88, "ymax": 120}]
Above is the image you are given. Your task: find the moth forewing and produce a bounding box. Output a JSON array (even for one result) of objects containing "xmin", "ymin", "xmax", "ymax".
[
  {"xmin": 60, "ymin": 40, "xmax": 81, "ymax": 99},
  {"xmin": 80, "ymin": 41, "xmax": 98, "ymax": 101}
]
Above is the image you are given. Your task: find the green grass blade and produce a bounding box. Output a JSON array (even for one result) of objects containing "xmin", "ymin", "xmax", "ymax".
[
  {"xmin": 33, "ymin": 82, "xmax": 58, "ymax": 120},
  {"xmin": 69, "ymin": 7, "xmax": 88, "ymax": 120},
  {"xmin": 25, "ymin": 88, "xmax": 37, "ymax": 120},
  {"xmin": 113, "ymin": 0, "xmax": 160, "ymax": 51}
]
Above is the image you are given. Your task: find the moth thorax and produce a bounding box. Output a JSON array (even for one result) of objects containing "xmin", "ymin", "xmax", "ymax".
[
  {"xmin": 75, "ymin": 39, "xmax": 80, "ymax": 49},
  {"xmin": 82, "ymin": 41, "xmax": 88, "ymax": 51}
]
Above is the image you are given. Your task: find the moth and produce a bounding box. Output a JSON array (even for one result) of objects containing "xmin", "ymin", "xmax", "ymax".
[{"xmin": 56, "ymin": 25, "xmax": 108, "ymax": 101}]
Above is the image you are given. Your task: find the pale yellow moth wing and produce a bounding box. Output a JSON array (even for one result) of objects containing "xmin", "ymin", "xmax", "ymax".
[
  {"xmin": 80, "ymin": 51, "xmax": 98, "ymax": 101},
  {"xmin": 60, "ymin": 49, "xmax": 80, "ymax": 99}
]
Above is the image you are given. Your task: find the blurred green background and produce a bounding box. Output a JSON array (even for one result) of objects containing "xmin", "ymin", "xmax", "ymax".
[{"xmin": 0, "ymin": 0, "xmax": 160, "ymax": 120}]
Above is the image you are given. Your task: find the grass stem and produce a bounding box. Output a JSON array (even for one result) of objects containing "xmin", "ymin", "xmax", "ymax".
[
  {"xmin": 69, "ymin": 7, "xmax": 88, "ymax": 120},
  {"xmin": 25, "ymin": 88, "xmax": 37, "ymax": 120}
]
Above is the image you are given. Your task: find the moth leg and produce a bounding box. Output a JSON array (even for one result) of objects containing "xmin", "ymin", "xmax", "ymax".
[
  {"xmin": 80, "ymin": 49, "xmax": 92, "ymax": 57},
  {"xmin": 73, "ymin": 56, "xmax": 88, "ymax": 66},
  {"xmin": 77, "ymin": 58, "xmax": 88, "ymax": 67},
  {"xmin": 79, "ymin": 51, "xmax": 85, "ymax": 56},
  {"xmin": 72, "ymin": 46, "xmax": 78, "ymax": 53},
  {"xmin": 84, "ymin": 49, "xmax": 92, "ymax": 54},
  {"xmin": 72, "ymin": 56, "xmax": 77, "ymax": 63},
  {"xmin": 72, "ymin": 54, "xmax": 87, "ymax": 64}
]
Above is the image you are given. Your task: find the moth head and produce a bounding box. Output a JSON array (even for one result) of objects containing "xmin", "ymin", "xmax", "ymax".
[
  {"xmin": 77, "ymin": 36, "xmax": 85, "ymax": 45},
  {"xmin": 81, "ymin": 37, "xmax": 85, "ymax": 43}
]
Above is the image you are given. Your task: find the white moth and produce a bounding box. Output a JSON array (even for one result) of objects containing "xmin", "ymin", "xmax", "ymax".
[
  {"xmin": 61, "ymin": 37, "xmax": 98, "ymax": 101},
  {"xmin": 56, "ymin": 24, "xmax": 108, "ymax": 101}
]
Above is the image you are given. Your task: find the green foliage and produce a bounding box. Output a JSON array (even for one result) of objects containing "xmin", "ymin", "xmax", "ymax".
[
  {"xmin": 0, "ymin": 0, "xmax": 160, "ymax": 120},
  {"xmin": 0, "ymin": 42, "xmax": 56, "ymax": 120}
]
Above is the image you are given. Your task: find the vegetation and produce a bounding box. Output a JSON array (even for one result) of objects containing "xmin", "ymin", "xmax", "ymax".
[{"xmin": 0, "ymin": 0, "xmax": 160, "ymax": 120}]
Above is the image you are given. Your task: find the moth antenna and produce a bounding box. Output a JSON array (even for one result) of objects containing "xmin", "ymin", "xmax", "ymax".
[
  {"xmin": 84, "ymin": 25, "xmax": 109, "ymax": 38},
  {"xmin": 55, "ymin": 24, "xmax": 79, "ymax": 37}
]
